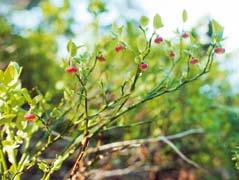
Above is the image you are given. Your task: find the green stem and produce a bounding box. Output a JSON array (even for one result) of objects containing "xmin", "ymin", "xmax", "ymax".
[
  {"xmin": 0, "ymin": 147, "xmax": 7, "ymax": 179},
  {"xmin": 42, "ymin": 171, "xmax": 51, "ymax": 180}
]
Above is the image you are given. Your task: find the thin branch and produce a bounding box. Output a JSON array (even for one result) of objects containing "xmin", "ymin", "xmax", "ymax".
[
  {"xmin": 88, "ymin": 164, "xmax": 172, "ymax": 179},
  {"xmin": 160, "ymin": 136, "xmax": 201, "ymax": 169},
  {"xmin": 86, "ymin": 128, "xmax": 204, "ymax": 154}
]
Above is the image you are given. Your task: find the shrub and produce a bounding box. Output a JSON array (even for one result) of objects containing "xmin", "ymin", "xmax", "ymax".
[{"xmin": 0, "ymin": 12, "xmax": 225, "ymax": 179}]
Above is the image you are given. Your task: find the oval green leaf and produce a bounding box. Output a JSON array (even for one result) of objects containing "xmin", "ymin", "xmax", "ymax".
[
  {"xmin": 140, "ymin": 16, "xmax": 149, "ymax": 27},
  {"xmin": 153, "ymin": 14, "xmax": 163, "ymax": 29},
  {"xmin": 182, "ymin": 10, "xmax": 188, "ymax": 23},
  {"xmin": 67, "ymin": 40, "xmax": 77, "ymax": 57},
  {"xmin": 137, "ymin": 34, "xmax": 147, "ymax": 53}
]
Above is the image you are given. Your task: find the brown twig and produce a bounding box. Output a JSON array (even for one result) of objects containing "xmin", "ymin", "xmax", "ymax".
[{"xmin": 86, "ymin": 128, "xmax": 204, "ymax": 155}]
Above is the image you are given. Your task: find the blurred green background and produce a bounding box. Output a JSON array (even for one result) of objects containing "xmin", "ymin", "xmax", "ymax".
[{"xmin": 0, "ymin": 0, "xmax": 239, "ymax": 179}]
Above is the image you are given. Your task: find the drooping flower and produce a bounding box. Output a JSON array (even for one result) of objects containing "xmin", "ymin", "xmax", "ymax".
[
  {"xmin": 154, "ymin": 36, "xmax": 163, "ymax": 44},
  {"xmin": 214, "ymin": 47, "xmax": 225, "ymax": 54},
  {"xmin": 182, "ymin": 32, "xmax": 189, "ymax": 39},
  {"xmin": 115, "ymin": 45, "xmax": 125, "ymax": 52},
  {"xmin": 190, "ymin": 58, "xmax": 199, "ymax": 65},
  {"xmin": 24, "ymin": 113, "xmax": 37, "ymax": 122},
  {"xmin": 65, "ymin": 66, "xmax": 78, "ymax": 74},
  {"xmin": 139, "ymin": 63, "xmax": 148, "ymax": 71}
]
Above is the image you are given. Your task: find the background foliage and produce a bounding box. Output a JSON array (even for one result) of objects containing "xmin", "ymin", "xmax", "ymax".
[{"xmin": 0, "ymin": 0, "xmax": 239, "ymax": 179}]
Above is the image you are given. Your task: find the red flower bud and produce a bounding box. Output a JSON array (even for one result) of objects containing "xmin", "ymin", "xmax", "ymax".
[
  {"xmin": 24, "ymin": 113, "xmax": 36, "ymax": 122},
  {"xmin": 65, "ymin": 66, "xmax": 78, "ymax": 74},
  {"xmin": 169, "ymin": 51, "xmax": 176, "ymax": 58},
  {"xmin": 214, "ymin": 47, "xmax": 225, "ymax": 54},
  {"xmin": 139, "ymin": 63, "xmax": 148, "ymax": 71},
  {"xmin": 154, "ymin": 36, "xmax": 163, "ymax": 44},
  {"xmin": 96, "ymin": 55, "xmax": 106, "ymax": 62},
  {"xmin": 190, "ymin": 58, "xmax": 199, "ymax": 65},
  {"xmin": 115, "ymin": 45, "xmax": 125, "ymax": 53},
  {"xmin": 182, "ymin": 32, "xmax": 189, "ymax": 39}
]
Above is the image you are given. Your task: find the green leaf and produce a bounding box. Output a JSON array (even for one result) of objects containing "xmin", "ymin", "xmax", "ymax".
[
  {"xmin": 211, "ymin": 19, "xmax": 223, "ymax": 34},
  {"xmin": 153, "ymin": 14, "xmax": 163, "ymax": 29},
  {"xmin": 32, "ymin": 95, "xmax": 43, "ymax": 105},
  {"xmin": 112, "ymin": 22, "xmax": 118, "ymax": 32},
  {"xmin": 140, "ymin": 16, "xmax": 149, "ymax": 27},
  {"xmin": 182, "ymin": 9, "xmax": 188, "ymax": 23},
  {"xmin": 67, "ymin": 40, "xmax": 77, "ymax": 57},
  {"xmin": 88, "ymin": 0, "xmax": 106, "ymax": 14},
  {"xmin": 137, "ymin": 34, "xmax": 147, "ymax": 53},
  {"xmin": 112, "ymin": 22, "xmax": 123, "ymax": 35},
  {"xmin": 211, "ymin": 19, "xmax": 224, "ymax": 42},
  {"xmin": 134, "ymin": 56, "xmax": 141, "ymax": 64},
  {"xmin": 4, "ymin": 62, "xmax": 22, "ymax": 85},
  {"xmin": 118, "ymin": 26, "xmax": 124, "ymax": 34},
  {"xmin": 38, "ymin": 161, "xmax": 49, "ymax": 172},
  {"xmin": 50, "ymin": 108, "xmax": 61, "ymax": 118},
  {"xmin": 0, "ymin": 114, "xmax": 16, "ymax": 125},
  {"xmin": 51, "ymin": 151, "xmax": 72, "ymax": 172},
  {"xmin": 21, "ymin": 88, "xmax": 32, "ymax": 103}
]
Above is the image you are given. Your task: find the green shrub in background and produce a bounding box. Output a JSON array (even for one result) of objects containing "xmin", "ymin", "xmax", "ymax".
[
  {"xmin": 0, "ymin": 16, "xmax": 62, "ymax": 93},
  {"xmin": 1, "ymin": 8, "xmax": 236, "ymax": 179}
]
